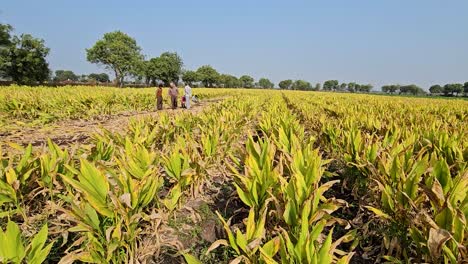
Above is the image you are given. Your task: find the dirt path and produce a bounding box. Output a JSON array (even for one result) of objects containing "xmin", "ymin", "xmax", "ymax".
[{"xmin": 0, "ymin": 98, "xmax": 223, "ymax": 148}]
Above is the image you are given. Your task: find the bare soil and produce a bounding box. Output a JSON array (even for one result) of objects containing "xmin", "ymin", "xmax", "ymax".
[{"xmin": 0, "ymin": 98, "xmax": 223, "ymax": 148}]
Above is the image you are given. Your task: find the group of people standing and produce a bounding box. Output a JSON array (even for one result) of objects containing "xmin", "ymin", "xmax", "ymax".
[{"xmin": 156, "ymin": 82, "xmax": 193, "ymax": 110}]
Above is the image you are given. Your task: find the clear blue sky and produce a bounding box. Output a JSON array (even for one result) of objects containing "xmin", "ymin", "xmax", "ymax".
[{"xmin": 1, "ymin": 0, "xmax": 467, "ymax": 89}]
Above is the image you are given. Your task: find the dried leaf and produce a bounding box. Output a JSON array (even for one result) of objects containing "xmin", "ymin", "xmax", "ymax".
[{"xmin": 428, "ymin": 228, "xmax": 451, "ymax": 259}]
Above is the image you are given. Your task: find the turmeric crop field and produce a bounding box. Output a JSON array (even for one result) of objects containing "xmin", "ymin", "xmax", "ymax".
[{"xmin": 0, "ymin": 86, "xmax": 467, "ymax": 263}]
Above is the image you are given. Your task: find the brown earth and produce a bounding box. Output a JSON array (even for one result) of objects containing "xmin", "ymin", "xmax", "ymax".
[{"xmin": 0, "ymin": 98, "xmax": 224, "ymax": 148}]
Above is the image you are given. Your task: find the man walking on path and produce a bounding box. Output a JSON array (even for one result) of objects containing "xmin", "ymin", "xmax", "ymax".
[
  {"xmin": 169, "ymin": 82, "xmax": 179, "ymax": 109},
  {"xmin": 156, "ymin": 84, "xmax": 163, "ymax": 110},
  {"xmin": 184, "ymin": 83, "xmax": 192, "ymax": 109}
]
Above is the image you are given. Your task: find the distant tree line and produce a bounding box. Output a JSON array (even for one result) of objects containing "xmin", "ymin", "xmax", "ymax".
[
  {"xmin": 429, "ymin": 83, "xmax": 467, "ymax": 96},
  {"xmin": 276, "ymin": 79, "xmax": 373, "ymax": 93},
  {"xmin": 2, "ymin": 24, "xmax": 467, "ymax": 95},
  {"xmin": 52, "ymin": 70, "xmax": 110, "ymax": 84},
  {"xmin": 381, "ymin": 83, "xmax": 468, "ymax": 97},
  {"xmin": 381, "ymin": 84, "xmax": 426, "ymax": 95}
]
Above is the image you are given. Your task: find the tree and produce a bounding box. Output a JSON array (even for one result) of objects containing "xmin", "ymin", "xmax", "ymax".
[
  {"xmin": 464, "ymin": 82, "xmax": 468, "ymax": 95},
  {"xmin": 53, "ymin": 70, "xmax": 78, "ymax": 82},
  {"xmin": 358, "ymin": 84, "xmax": 373, "ymax": 93},
  {"xmin": 429, "ymin": 84, "xmax": 442, "ymax": 94},
  {"xmin": 347, "ymin": 82, "xmax": 356, "ymax": 93},
  {"xmin": 279, "ymin": 79, "xmax": 293, "ymax": 89},
  {"xmin": 142, "ymin": 58, "xmax": 160, "ymax": 85},
  {"xmin": 0, "ymin": 24, "xmax": 13, "ymax": 78},
  {"xmin": 323, "ymin": 80, "xmax": 338, "ymax": 91},
  {"xmin": 139, "ymin": 52, "xmax": 183, "ymax": 86},
  {"xmin": 452, "ymin": 83, "xmax": 463, "ymax": 96},
  {"xmin": 443, "ymin": 83, "xmax": 463, "ymax": 96},
  {"xmin": 0, "ymin": 24, "xmax": 12, "ymax": 47},
  {"xmin": 381, "ymin": 85, "xmax": 389, "ymax": 93},
  {"xmin": 258, "ymin": 78, "xmax": 274, "ymax": 89},
  {"xmin": 86, "ymin": 31, "xmax": 143, "ymax": 87},
  {"xmin": 0, "ymin": 34, "xmax": 50, "ymax": 85},
  {"xmin": 314, "ymin": 83, "xmax": 321, "ymax": 91},
  {"xmin": 182, "ymin": 70, "xmax": 199, "ymax": 86},
  {"xmin": 88, "ymin": 73, "xmax": 110, "ymax": 83},
  {"xmin": 196, "ymin": 65, "xmax": 219, "ymax": 87},
  {"xmin": 338, "ymin": 83, "xmax": 347, "ymax": 91},
  {"xmin": 400, "ymin": 84, "xmax": 425, "ymax": 95},
  {"xmin": 292, "ymin": 80, "xmax": 312, "ymax": 90},
  {"xmin": 443, "ymin": 84, "xmax": 453, "ymax": 96},
  {"xmin": 78, "ymin": 74, "xmax": 88, "ymax": 82},
  {"xmin": 388, "ymin": 85, "xmax": 400, "ymax": 94},
  {"xmin": 156, "ymin": 52, "xmax": 183, "ymax": 85},
  {"xmin": 239, "ymin": 75, "xmax": 254, "ymax": 88},
  {"xmin": 219, "ymin": 74, "xmax": 239, "ymax": 88}
]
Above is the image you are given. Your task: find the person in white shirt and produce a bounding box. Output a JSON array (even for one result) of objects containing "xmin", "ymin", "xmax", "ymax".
[{"xmin": 184, "ymin": 83, "xmax": 192, "ymax": 109}]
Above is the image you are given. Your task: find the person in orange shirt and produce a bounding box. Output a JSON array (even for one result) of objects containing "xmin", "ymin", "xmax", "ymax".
[{"xmin": 156, "ymin": 83, "xmax": 163, "ymax": 110}]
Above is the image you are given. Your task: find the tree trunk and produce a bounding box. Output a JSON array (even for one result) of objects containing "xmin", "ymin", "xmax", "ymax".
[{"xmin": 113, "ymin": 69, "xmax": 121, "ymax": 87}]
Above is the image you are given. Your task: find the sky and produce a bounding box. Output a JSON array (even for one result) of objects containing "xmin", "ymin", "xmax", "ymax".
[{"xmin": 1, "ymin": 0, "xmax": 467, "ymax": 90}]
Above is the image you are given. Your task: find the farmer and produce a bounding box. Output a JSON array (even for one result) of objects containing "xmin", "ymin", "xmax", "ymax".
[
  {"xmin": 156, "ymin": 83, "xmax": 163, "ymax": 110},
  {"xmin": 169, "ymin": 82, "xmax": 179, "ymax": 109},
  {"xmin": 184, "ymin": 83, "xmax": 192, "ymax": 109}
]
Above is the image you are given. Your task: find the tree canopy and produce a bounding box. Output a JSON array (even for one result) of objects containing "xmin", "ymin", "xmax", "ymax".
[
  {"xmin": 182, "ymin": 70, "xmax": 199, "ymax": 86},
  {"xmin": 219, "ymin": 74, "xmax": 240, "ymax": 88},
  {"xmin": 86, "ymin": 31, "xmax": 143, "ymax": 87},
  {"xmin": 443, "ymin": 83, "xmax": 463, "ymax": 96},
  {"xmin": 429, "ymin": 85, "xmax": 442, "ymax": 94},
  {"xmin": 258, "ymin": 78, "xmax": 274, "ymax": 89},
  {"xmin": 0, "ymin": 24, "xmax": 12, "ymax": 47},
  {"xmin": 88, "ymin": 73, "xmax": 110, "ymax": 83},
  {"xmin": 196, "ymin": 65, "xmax": 219, "ymax": 88},
  {"xmin": 381, "ymin": 85, "xmax": 400, "ymax": 94},
  {"xmin": 292, "ymin": 80, "xmax": 312, "ymax": 90},
  {"xmin": 0, "ymin": 33, "xmax": 50, "ymax": 84},
  {"xmin": 279, "ymin": 80, "xmax": 293, "ymax": 89},
  {"xmin": 323, "ymin": 80, "xmax": 339, "ymax": 91},
  {"xmin": 239, "ymin": 75, "xmax": 254, "ymax": 88},
  {"xmin": 54, "ymin": 70, "xmax": 78, "ymax": 82}
]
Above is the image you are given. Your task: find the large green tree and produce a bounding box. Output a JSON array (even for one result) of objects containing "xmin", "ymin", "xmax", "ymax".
[
  {"xmin": 464, "ymin": 82, "xmax": 468, "ymax": 95},
  {"xmin": 182, "ymin": 70, "xmax": 199, "ymax": 86},
  {"xmin": 0, "ymin": 34, "xmax": 50, "ymax": 84},
  {"xmin": 359, "ymin": 84, "xmax": 374, "ymax": 93},
  {"xmin": 239, "ymin": 75, "xmax": 254, "ymax": 88},
  {"xmin": 323, "ymin": 80, "xmax": 338, "ymax": 91},
  {"xmin": 279, "ymin": 79, "xmax": 292, "ymax": 89},
  {"xmin": 400, "ymin": 84, "xmax": 425, "ymax": 95},
  {"xmin": 136, "ymin": 52, "xmax": 182, "ymax": 86},
  {"xmin": 314, "ymin": 83, "xmax": 321, "ymax": 91},
  {"xmin": 292, "ymin": 80, "xmax": 312, "ymax": 90},
  {"xmin": 347, "ymin": 82, "xmax": 356, "ymax": 93},
  {"xmin": 53, "ymin": 70, "xmax": 78, "ymax": 82},
  {"xmin": 338, "ymin": 83, "xmax": 347, "ymax": 91},
  {"xmin": 258, "ymin": 78, "xmax": 274, "ymax": 89},
  {"xmin": 443, "ymin": 83, "xmax": 463, "ymax": 96},
  {"xmin": 219, "ymin": 74, "xmax": 240, "ymax": 88},
  {"xmin": 0, "ymin": 24, "xmax": 12, "ymax": 47},
  {"xmin": 452, "ymin": 83, "xmax": 463, "ymax": 96},
  {"xmin": 156, "ymin": 52, "xmax": 183, "ymax": 85},
  {"xmin": 196, "ymin": 65, "xmax": 219, "ymax": 87},
  {"xmin": 381, "ymin": 85, "xmax": 400, "ymax": 94},
  {"xmin": 88, "ymin": 73, "xmax": 110, "ymax": 83},
  {"xmin": 429, "ymin": 84, "xmax": 442, "ymax": 94},
  {"xmin": 0, "ymin": 24, "xmax": 13, "ymax": 78},
  {"xmin": 86, "ymin": 31, "xmax": 143, "ymax": 87}
]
